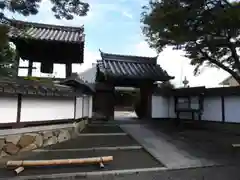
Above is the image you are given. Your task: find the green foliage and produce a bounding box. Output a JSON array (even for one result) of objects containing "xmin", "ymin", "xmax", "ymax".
[
  {"xmin": 0, "ymin": 0, "xmax": 89, "ymax": 78},
  {"xmin": 0, "ymin": 45, "xmax": 17, "ymax": 77},
  {"xmin": 141, "ymin": 0, "xmax": 240, "ymax": 83},
  {"xmin": 0, "ymin": 25, "xmax": 17, "ymax": 77},
  {"xmin": 0, "ymin": 0, "xmax": 89, "ymax": 20}
]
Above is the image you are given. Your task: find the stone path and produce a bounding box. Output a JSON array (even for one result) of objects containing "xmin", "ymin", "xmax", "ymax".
[
  {"xmin": 70, "ymin": 165, "xmax": 240, "ymax": 180},
  {"xmin": 0, "ymin": 123, "xmax": 164, "ymax": 180},
  {"xmin": 1, "ymin": 119, "xmax": 240, "ymax": 180},
  {"xmin": 114, "ymin": 111, "xmax": 137, "ymax": 118},
  {"xmin": 120, "ymin": 123, "xmax": 217, "ymax": 169}
]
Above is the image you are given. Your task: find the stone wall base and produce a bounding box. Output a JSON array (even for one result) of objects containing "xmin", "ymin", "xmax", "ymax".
[{"xmin": 0, "ymin": 119, "xmax": 88, "ymax": 158}]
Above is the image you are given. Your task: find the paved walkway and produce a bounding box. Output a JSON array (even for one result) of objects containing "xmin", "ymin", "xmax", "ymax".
[
  {"xmin": 69, "ymin": 165, "xmax": 240, "ymax": 180},
  {"xmin": 120, "ymin": 123, "xmax": 217, "ymax": 169},
  {"xmin": 0, "ymin": 123, "xmax": 164, "ymax": 180},
  {"xmin": 1, "ymin": 118, "xmax": 240, "ymax": 180}
]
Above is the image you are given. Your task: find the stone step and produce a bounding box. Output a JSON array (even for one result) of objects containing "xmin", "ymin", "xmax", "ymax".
[
  {"xmin": 82, "ymin": 125, "xmax": 124, "ymax": 134},
  {"xmin": 45, "ymin": 135, "xmax": 139, "ymax": 150}
]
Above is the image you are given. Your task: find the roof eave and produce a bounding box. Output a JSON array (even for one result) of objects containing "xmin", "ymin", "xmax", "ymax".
[
  {"xmin": 60, "ymin": 75, "xmax": 95, "ymax": 94},
  {"xmin": 105, "ymin": 74, "xmax": 174, "ymax": 82}
]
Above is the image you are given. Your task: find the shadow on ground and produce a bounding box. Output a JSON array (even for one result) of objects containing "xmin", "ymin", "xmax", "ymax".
[{"xmin": 145, "ymin": 119, "xmax": 240, "ymax": 165}]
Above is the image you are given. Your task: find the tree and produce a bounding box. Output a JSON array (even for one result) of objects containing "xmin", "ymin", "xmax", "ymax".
[
  {"xmin": 0, "ymin": 0, "xmax": 89, "ymax": 77},
  {"xmin": 0, "ymin": 22, "xmax": 17, "ymax": 77},
  {"xmin": 141, "ymin": 0, "xmax": 240, "ymax": 83},
  {"xmin": 159, "ymin": 81, "xmax": 175, "ymax": 89},
  {"xmin": 0, "ymin": 0, "xmax": 89, "ymax": 20}
]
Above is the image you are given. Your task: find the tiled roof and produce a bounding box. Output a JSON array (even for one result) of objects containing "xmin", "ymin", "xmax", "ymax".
[
  {"xmin": 0, "ymin": 78, "xmax": 77, "ymax": 97},
  {"xmin": 7, "ymin": 19, "xmax": 84, "ymax": 43},
  {"xmin": 97, "ymin": 52, "xmax": 174, "ymax": 81},
  {"xmin": 61, "ymin": 73, "xmax": 95, "ymax": 94}
]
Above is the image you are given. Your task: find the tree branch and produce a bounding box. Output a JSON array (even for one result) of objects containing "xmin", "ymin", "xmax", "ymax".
[
  {"xmin": 198, "ymin": 47, "xmax": 240, "ymax": 83},
  {"xmin": 228, "ymin": 43, "xmax": 240, "ymax": 71}
]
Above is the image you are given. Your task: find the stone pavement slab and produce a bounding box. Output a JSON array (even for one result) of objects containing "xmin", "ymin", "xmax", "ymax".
[
  {"xmin": 65, "ymin": 165, "xmax": 240, "ymax": 180},
  {"xmin": 82, "ymin": 125, "xmax": 124, "ymax": 133},
  {"xmin": 0, "ymin": 148, "xmax": 163, "ymax": 178},
  {"xmin": 0, "ymin": 124, "xmax": 165, "ymax": 179},
  {"xmin": 45, "ymin": 135, "xmax": 139, "ymax": 150},
  {"xmin": 120, "ymin": 124, "xmax": 217, "ymax": 169}
]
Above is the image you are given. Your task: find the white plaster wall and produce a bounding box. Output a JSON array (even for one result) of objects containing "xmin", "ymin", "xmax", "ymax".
[
  {"xmin": 88, "ymin": 96, "xmax": 93, "ymax": 118},
  {"xmin": 75, "ymin": 97, "xmax": 83, "ymax": 119},
  {"xmin": 168, "ymin": 97, "xmax": 176, "ymax": 118},
  {"xmin": 83, "ymin": 96, "xmax": 89, "ymax": 117},
  {"xmin": 151, "ymin": 96, "xmax": 169, "ymax": 118},
  {"xmin": 78, "ymin": 66, "xmax": 96, "ymax": 83},
  {"xmin": 151, "ymin": 94, "xmax": 240, "ymax": 123},
  {"xmin": 151, "ymin": 96, "xmax": 176, "ymax": 119},
  {"xmin": 225, "ymin": 96, "xmax": 240, "ymax": 123},
  {"xmin": 0, "ymin": 97, "xmax": 18, "ymax": 123},
  {"xmin": 190, "ymin": 97, "xmax": 200, "ymax": 110},
  {"xmin": 202, "ymin": 97, "xmax": 222, "ymax": 122},
  {"xmin": 21, "ymin": 97, "xmax": 75, "ymax": 122}
]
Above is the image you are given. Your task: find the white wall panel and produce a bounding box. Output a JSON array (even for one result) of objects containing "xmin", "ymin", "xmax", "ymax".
[
  {"xmin": 0, "ymin": 97, "xmax": 18, "ymax": 123},
  {"xmin": 21, "ymin": 97, "xmax": 75, "ymax": 122}
]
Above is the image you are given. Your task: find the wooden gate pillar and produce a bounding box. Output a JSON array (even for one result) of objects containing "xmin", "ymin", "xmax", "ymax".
[
  {"xmin": 94, "ymin": 83, "xmax": 114, "ymax": 121},
  {"xmin": 140, "ymin": 83, "xmax": 154, "ymax": 119}
]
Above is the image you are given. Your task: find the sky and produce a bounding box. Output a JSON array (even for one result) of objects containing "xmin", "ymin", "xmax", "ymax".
[{"xmin": 4, "ymin": 0, "xmax": 230, "ymax": 87}]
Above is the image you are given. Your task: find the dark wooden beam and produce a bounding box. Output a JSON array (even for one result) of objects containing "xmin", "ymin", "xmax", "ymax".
[
  {"xmin": 139, "ymin": 83, "xmax": 153, "ymax": 119},
  {"xmin": 66, "ymin": 63, "xmax": 72, "ymax": 78},
  {"xmin": 28, "ymin": 61, "xmax": 33, "ymax": 76},
  {"xmin": 15, "ymin": 51, "xmax": 20, "ymax": 77},
  {"xmin": 14, "ymin": 94, "xmax": 22, "ymax": 128},
  {"xmin": 19, "ymin": 66, "xmax": 37, "ymax": 69}
]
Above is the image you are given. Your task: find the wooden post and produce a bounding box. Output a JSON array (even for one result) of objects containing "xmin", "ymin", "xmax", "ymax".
[
  {"xmin": 7, "ymin": 156, "xmax": 113, "ymax": 167},
  {"xmin": 28, "ymin": 61, "xmax": 33, "ymax": 76},
  {"xmin": 15, "ymin": 51, "xmax": 20, "ymax": 77},
  {"xmin": 15, "ymin": 167, "xmax": 24, "ymax": 174},
  {"xmin": 140, "ymin": 83, "xmax": 153, "ymax": 119},
  {"xmin": 66, "ymin": 63, "xmax": 72, "ymax": 78},
  {"xmin": 15, "ymin": 94, "xmax": 22, "ymax": 128}
]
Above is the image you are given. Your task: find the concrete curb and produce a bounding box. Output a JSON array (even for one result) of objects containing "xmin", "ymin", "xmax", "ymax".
[
  {"xmin": 78, "ymin": 133, "xmax": 127, "ymax": 136},
  {"xmin": 3, "ymin": 167, "xmax": 167, "ymax": 180},
  {"xmin": 33, "ymin": 146, "xmax": 143, "ymax": 152}
]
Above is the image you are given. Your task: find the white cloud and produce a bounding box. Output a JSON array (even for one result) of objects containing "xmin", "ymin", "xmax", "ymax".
[
  {"xmin": 133, "ymin": 41, "xmax": 157, "ymax": 57},
  {"xmin": 130, "ymin": 0, "xmax": 149, "ymax": 7},
  {"xmin": 133, "ymin": 41, "xmax": 230, "ymax": 88},
  {"xmin": 122, "ymin": 11, "xmax": 133, "ymax": 19},
  {"xmin": 73, "ymin": 49, "xmax": 101, "ymax": 73},
  {"xmin": 18, "ymin": 49, "xmax": 100, "ymax": 78}
]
